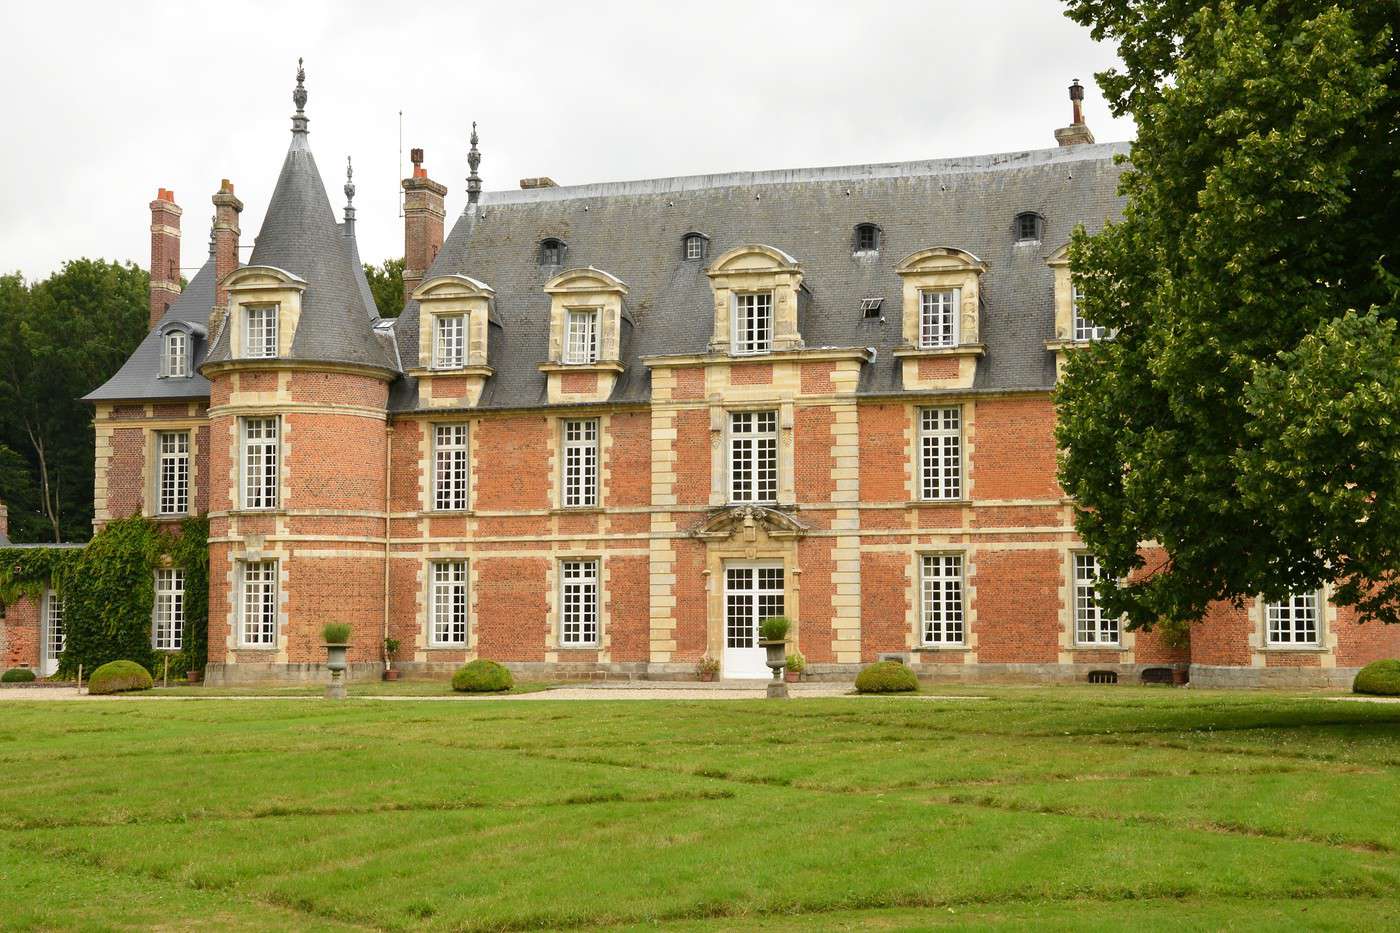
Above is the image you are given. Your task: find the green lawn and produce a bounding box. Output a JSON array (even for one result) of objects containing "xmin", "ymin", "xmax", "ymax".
[{"xmin": 1, "ymin": 687, "xmax": 1397, "ymax": 931}]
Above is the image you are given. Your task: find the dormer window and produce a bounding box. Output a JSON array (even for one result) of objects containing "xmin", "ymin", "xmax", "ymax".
[
  {"xmin": 539, "ymin": 238, "xmax": 566, "ymax": 267},
  {"xmin": 918, "ymin": 288, "xmax": 960, "ymax": 348},
  {"xmin": 162, "ymin": 330, "xmax": 188, "ymax": 377},
  {"xmin": 433, "ymin": 313, "xmax": 465, "ymax": 369},
  {"xmin": 244, "ymin": 306, "xmax": 278, "ymax": 359},
  {"xmin": 854, "ymin": 223, "xmax": 880, "ymax": 253},
  {"xmin": 564, "ymin": 309, "xmax": 599, "ymax": 364},
  {"xmin": 1015, "ymin": 212, "xmax": 1043, "ymax": 242},
  {"xmin": 683, "ymin": 233, "xmax": 709, "ymax": 262},
  {"xmin": 733, "ymin": 292, "xmax": 773, "ymax": 355}
]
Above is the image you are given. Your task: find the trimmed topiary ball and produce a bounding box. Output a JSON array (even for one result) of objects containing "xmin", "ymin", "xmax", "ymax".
[
  {"xmin": 1354, "ymin": 659, "xmax": 1400, "ymax": 696},
  {"xmin": 88, "ymin": 660, "xmax": 154, "ymax": 695},
  {"xmin": 452, "ymin": 659, "xmax": 514, "ymax": 693},
  {"xmin": 854, "ymin": 660, "xmax": 919, "ymax": 694},
  {"xmin": 1, "ymin": 668, "xmax": 36, "ymax": 683}
]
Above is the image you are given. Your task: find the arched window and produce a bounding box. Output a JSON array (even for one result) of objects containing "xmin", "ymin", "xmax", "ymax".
[
  {"xmin": 162, "ymin": 330, "xmax": 188, "ymax": 378},
  {"xmin": 539, "ymin": 238, "xmax": 566, "ymax": 267},
  {"xmin": 683, "ymin": 232, "xmax": 709, "ymax": 262},
  {"xmin": 854, "ymin": 223, "xmax": 880, "ymax": 253},
  {"xmin": 1014, "ymin": 212, "xmax": 1043, "ymax": 242}
]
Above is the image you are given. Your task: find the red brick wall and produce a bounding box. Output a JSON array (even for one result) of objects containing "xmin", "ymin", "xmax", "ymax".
[
  {"xmin": 475, "ymin": 557, "xmax": 548, "ymax": 660},
  {"xmin": 1, "ymin": 596, "xmax": 40, "ymax": 670},
  {"xmin": 858, "ymin": 404, "xmax": 908, "ymax": 504},
  {"xmin": 474, "ymin": 417, "xmax": 550, "ymax": 510},
  {"xmin": 973, "ymin": 397, "xmax": 1061, "ymax": 501},
  {"xmin": 972, "ymin": 548, "xmax": 1062, "ymax": 663},
  {"xmin": 673, "ymin": 409, "xmax": 711, "ymax": 508},
  {"xmin": 860, "ymin": 552, "xmax": 908, "ymax": 661},
  {"xmin": 607, "ymin": 555, "xmax": 649, "ymax": 662},
  {"xmin": 107, "ymin": 427, "xmax": 146, "ymax": 519},
  {"xmin": 607, "ymin": 412, "xmax": 650, "ymax": 508},
  {"xmin": 795, "ymin": 406, "xmax": 836, "ymax": 503}
]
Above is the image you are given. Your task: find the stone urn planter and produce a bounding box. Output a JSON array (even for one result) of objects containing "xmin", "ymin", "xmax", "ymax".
[
  {"xmin": 759, "ymin": 616, "xmax": 793, "ymax": 699},
  {"xmin": 322, "ymin": 623, "xmax": 352, "ymax": 699},
  {"xmin": 1172, "ymin": 668, "xmax": 1189, "ymax": 686}
]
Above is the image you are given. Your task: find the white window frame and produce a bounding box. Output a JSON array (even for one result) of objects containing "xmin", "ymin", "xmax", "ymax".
[
  {"xmin": 240, "ymin": 560, "xmax": 278, "ymax": 647},
  {"xmin": 918, "ymin": 288, "xmax": 960, "ymax": 349},
  {"xmin": 560, "ymin": 559, "xmax": 600, "ymax": 647},
  {"xmin": 1266, "ymin": 592, "xmax": 1321, "ymax": 647},
  {"xmin": 243, "ymin": 305, "xmax": 278, "ymax": 359},
  {"xmin": 162, "ymin": 330, "xmax": 188, "ymax": 377},
  {"xmin": 156, "ymin": 430, "xmax": 190, "ymax": 516},
  {"xmin": 562, "ymin": 418, "xmax": 599, "ymax": 508},
  {"xmin": 1071, "ymin": 286, "xmax": 1107, "ymax": 342},
  {"xmin": 920, "ymin": 554, "xmax": 965, "ymax": 646},
  {"xmin": 153, "ymin": 568, "xmax": 185, "ymax": 651},
  {"xmin": 433, "ymin": 313, "xmax": 465, "ymax": 369},
  {"xmin": 732, "ymin": 291, "xmax": 773, "ymax": 355},
  {"xmin": 919, "ymin": 407, "xmax": 963, "ymax": 501},
  {"xmin": 729, "ymin": 410, "xmax": 778, "ymax": 505},
  {"xmin": 433, "ymin": 423, "xmax": 470, "ymax": 511},
  {"xmin": 1074, "ymin": 553, "xmax": 1119, "ymax": 646},
  {"xmin": 563, "ymin": 309, "xmax": 599, "ymax": 364},
  {"xmin": 685, "ymin": 235, "xmax": 704, "ymax": 261},
  {"xmin": 241, "ymin": 417, "xmax": 279, "ymax": 510},
  {"xmin": 430, "ymin": 560, "xmax": 469, "ymax": 646},
  {"xmin": 44, "ymin": 589, "xmax": 64, "ymax": 662}
]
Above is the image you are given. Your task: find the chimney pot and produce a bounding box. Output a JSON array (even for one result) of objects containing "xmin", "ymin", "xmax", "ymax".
[
  {"xmin": 411, "ymin": 147, "xmax": 424, "ymax": 167},
  {"xmin": 402, "ymin": 158, "xmax": 447, "ymax": 302}
]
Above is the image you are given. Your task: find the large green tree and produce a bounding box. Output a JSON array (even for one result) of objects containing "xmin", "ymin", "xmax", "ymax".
[
  {"xmin": 0, "ymin": 260, "xmax": 149, "ymax": 542},
  {"xmin": 365, "ymin": 257, "xmax": 405, "ymax": 317},
  {"xmin": 1057, "ymin": 1, "xmax": 1400, "ymax": 630}
]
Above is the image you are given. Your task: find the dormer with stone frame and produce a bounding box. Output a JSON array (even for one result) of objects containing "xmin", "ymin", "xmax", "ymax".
[
  {"xmin": 1044, "ymin": 243, "xmax": 1109, "ymax": 376},
  {"xmin": 538, "ymin": 267, "xmax": 628, "ymax": 404},
  {"xmin": 706, "ymin": 245, "xmax": 804, "ymax": 356},
  {"xmin": 411, "ymin": 274, "xmax": 495, "ymax": 408},
  {"xmin": 892, "ymin": 247, "xmax": 987, "ymax": 390},
  {"xmin": 155, "ymin": 318, "xmax": 205, "ymax": 379},
  {"xmin": 222, "ymin": 265, "xmax": 308, "ymax": 360}
]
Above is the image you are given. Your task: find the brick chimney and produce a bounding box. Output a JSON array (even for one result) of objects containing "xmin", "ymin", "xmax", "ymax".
[
  {"xmin": 1055, "ymin": 79, "xmax": 1096, "ymax": 147},
  {"xmin": 148, "ymin": 189, "xmax": 182, "ymax": 328},
  {"xmin": 402, "ymin": 148, "xmax": 447, "ymax": 303},
  {"xmin": 519, "ymin": 177, "xmax": 558, "ymax": 189},
  {"xmin": 210, "ymin": 179, "xmax": 243, "ymax": 334}
]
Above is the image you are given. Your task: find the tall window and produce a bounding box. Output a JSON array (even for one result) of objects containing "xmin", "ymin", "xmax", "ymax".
[
  {"xmin": 433, "ymin": 424, "xmax": 469, "ymax": 510},
  {"xmin": 44, "ymin": 590, "xmax": 64, "ymax": 662},
  {"xmin": 564, "ymin": 310, "xmax": 599, "ymax": 364},
  {"xmin": 562, "ymin": 419, "xmax": 598, "ymax": 508},
  {"xmin": 560, "ymin": 559, "xmax": 599, "ymax": 646},
  {"xmin": 241, "ymin": 560, "xmax": 278, "ymax": 647},
  {"xmin": 1071, "ymin": 286, "xmax": 1107, "ymax": 341},
  {"xmin": 244, "ymin": 306, "xmax": 278, "ymax": 358},
  {"xmin": 918, "ymin": 289, "xmax": 959, "ymax": 348},
  {"xmin": 921, "ymin": 555, "xmax": 964, "ymax": 645},
  {"xmin": 730, "ymin": 410, "xmax": 778, "ymax": 504},
  {"xmin": 242, "ymin": 418, "xmax": 279, "ymax": 510},
  {"xmin": 733, "ymin": 292, "xmax": 773, "ymax": 355},
  {"xmin": 430, "ymin": 561, "xmax": 468, "ymax": 645},
  {"xmin": 919, "ymin": 407, "xmax": 962, "ymax": 500},
  {"xmin": 157, "ymin": 431, "xmax": 190, "ymax": 516},
  {"xmin": 153, "ymin": 568, "xmax": 185, "ymax": 651},
  {"xmin": 1267, "ymin": 592, "xmax": 1320, "ymax": 646},
  {"xmin": 163, "ymin": 331, "xmax": 188, "ymax": 377},
  {"xmin": 1074, "ymin": 554, "xmax": 1118, "ymax": 645},
  {"xmin": 433, "ymin": 314, "xmax": 465, "ymax": 368}
]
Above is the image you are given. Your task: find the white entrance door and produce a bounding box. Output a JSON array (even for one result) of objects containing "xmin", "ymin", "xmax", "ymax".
[
  {"xmin": 38, "ymin": 590, "xmax": 63, "ymax": 678},
  {"xmin": 724, "ymin": 563, "xmax": 784, "ymax": 679}
]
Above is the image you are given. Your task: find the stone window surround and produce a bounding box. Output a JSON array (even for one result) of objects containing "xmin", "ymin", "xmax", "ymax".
[
  {"xmin": 558, "ymin": 557, "xmax": 601, "ymax": 648},
  {"xmin": 705, "ymin": 244, "xmax": 805, "ymax": 357},
  {"xmin": 1254, "ymin": 588, "xmax": 1335, "ymax": 653},
  {"xmin": 153, "ymin": 429, "xmax": 192, "ymax": 517},
  {"xmin": 223, "ymin": 265, "xmax": 308, "ymax": 362},
  {"xmin": 152, "ymin": 566, "xmax": 185, "ymax": 651},
  {"xmin": 712, "ymin": 401, "xmax": 795, "ymax": 508},
  {"xmin": 918, "ymin": 551, "xmax": 966, "ymax": 648},
  {"xmin": 428, "ymin": 559, "xmax": 470, "ymax": 647}
]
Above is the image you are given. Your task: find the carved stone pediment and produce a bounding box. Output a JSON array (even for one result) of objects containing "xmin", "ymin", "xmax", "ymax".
[{"xmin": 692, "ymin": 505, "xmax": 808, "ymax": 541}]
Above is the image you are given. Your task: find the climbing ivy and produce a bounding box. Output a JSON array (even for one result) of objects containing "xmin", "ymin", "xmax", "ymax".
[{"xmin": 0, "ymin": 514, "xmax": 209, "ymax": 679}]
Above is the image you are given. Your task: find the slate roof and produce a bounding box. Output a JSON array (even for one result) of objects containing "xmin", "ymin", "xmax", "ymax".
[
  {"xmin": 391, "ymin": 141, "xmax": 1130, "ymax": 412},
  {"xmin": 84, "ymin": 252, "xmax": 221, "ymax": 403}
]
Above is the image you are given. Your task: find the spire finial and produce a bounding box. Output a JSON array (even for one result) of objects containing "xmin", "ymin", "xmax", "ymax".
[
  {"xmin": 290, "ymin": 57, "xmax": 310, "ymax": 141},
  {"xmin": 466, "ymin": 121, "xmax": 482, "ymax": 205},
  {"xmin": 209, "ymin": 214, "xmax": 217, "ymax": 260},
  {"xmin": 342, "ymin": 155, "xmax": 357, "ymax": 235}
]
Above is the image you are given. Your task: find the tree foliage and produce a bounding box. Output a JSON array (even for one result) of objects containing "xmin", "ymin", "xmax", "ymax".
[
  {"xmin": 1057, "ymin": 1, "xmax": 1400, "ymax": 628},
  {"xmin": 0, "ymin": 260, "xmax": 149, "ymax": 542},
  {"xmin": 365, "ymin": 257, "xmax": 405, "ymax": 318}
]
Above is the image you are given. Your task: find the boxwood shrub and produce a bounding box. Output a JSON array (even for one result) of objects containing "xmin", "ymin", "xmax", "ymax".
[
  {"xmin": 1354, "ymin": 659, "xmax": 1400, "ymax": 696},
  {"xmin": 1, "ymin": 668, "xmax": 36, "ymax": 683},
  {"xmin": 88, "ymin": 660, "xmax": 153, "ymax": 695},
  {"xmin": 854, "ymin": 660, "xmax": 918, "ymax": 694},
  {"xmin": 452, "ymin": 659, "xmax": 514, "ymax": 693}
]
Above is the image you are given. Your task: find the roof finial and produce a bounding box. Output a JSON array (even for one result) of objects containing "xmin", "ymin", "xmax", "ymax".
[
  {"xmin": 466, "ymin": 121, "xmax": 482, "ymax": 205},
  {"xmin": 343, "ymin": 156, "xmax": 357, "ymax": 235},
  {"xmin": 208, "ymin": 214, "xmax": 217, "ymax": 260},
  {"xmin": 290, "ymin": 57, "xmax": 310, "ymax": 142}
]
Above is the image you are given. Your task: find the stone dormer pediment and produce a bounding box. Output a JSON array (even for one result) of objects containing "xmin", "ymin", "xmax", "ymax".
[
  {"xmin": 412, "ymin": 274, "xmax": 495, "ymax": 408},
  {"xmin": 893, "ymin": 246, "xmax": 988, "ymax": 390},
  {"xmin": 540, "ymin": 266, "xmax": 629, "ymax": 404},
  {"xmin": 692, "ymin": 505, "xmax": 808, "ymax": 542},
  {"xmin": 704, "ymin": 244, "xmax": 804, "ymax": 355}
]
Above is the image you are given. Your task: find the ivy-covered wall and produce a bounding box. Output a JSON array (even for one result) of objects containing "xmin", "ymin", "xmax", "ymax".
[{"xmin": 0, "ymin": 515, "xmax": 209, "ymax": 678}]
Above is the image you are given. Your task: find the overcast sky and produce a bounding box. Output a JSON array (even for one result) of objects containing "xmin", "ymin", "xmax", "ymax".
[{"xmin": 0, "ymin": 1, "xmax": 1134, "ymax": 281}]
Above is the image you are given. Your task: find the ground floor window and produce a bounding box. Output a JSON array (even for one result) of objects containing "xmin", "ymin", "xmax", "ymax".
[
  {"xmin": 1266, "ymin": 592, "xmax": 1320, "ymax": 646},
  {"xmin": 241, "ymin": 560, "xmax": 278, "ymax": 647},
  {"xmin": 153, "ymin": 568, "xmax": 185, "ymax": 650},
  {"xmin": 430, "ymin": 561, "xmax": 468, "ymax": 645},
  {"xmin": 1074, "ymin": 554, "xmax": 1118, "ymax": 646},
  {"xmin": 560, "ymin": 559, "xmax": 599, "ymax": 646},
  {"xmin": 44, "ymin": 590, "xmax": 64, "ymax": 661},
  {"xmin": 920, "ymin": 554, "xmax": 964, "ymax": 645}
]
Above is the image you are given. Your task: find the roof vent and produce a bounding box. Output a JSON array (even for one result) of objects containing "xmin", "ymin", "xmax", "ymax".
[
  {"xmin": 1087, "ymin": 670, "xmax": 1118, "ymax": 685},
  {"xmin": 859, "ymin": 297, "xmax": 884, "ymax": 320}
]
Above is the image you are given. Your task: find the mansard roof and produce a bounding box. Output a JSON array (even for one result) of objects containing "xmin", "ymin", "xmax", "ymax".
[
  {"xmin": 84, "ymin": 255, "xmax": 222, "ymax": 403},
  {"xmin": 390, "ymin": 141, "xmax": 1130, "ymax": 412}
]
